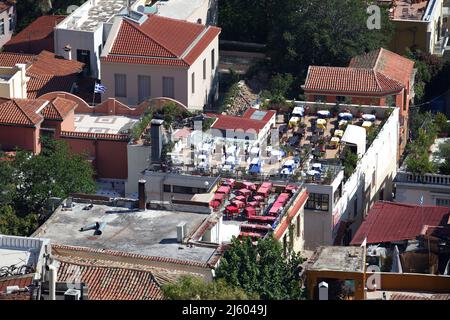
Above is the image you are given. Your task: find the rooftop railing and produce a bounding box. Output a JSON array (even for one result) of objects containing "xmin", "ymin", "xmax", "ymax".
[{"xmin": 396, "ymin": 171, "xmax": 450, "ymax": 186}]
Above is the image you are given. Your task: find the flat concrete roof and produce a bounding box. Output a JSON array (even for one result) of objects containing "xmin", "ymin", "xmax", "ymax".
[
  {"xmin": 153, "ymin": 0, "xmax": 206, "ymax": 21},
  {"xmin": 59, "ymin": 0, "xmax": 137, "ymax": 32},
  {"xmin": 308, "ymin": 246, "xmax": 365, "ymax": 273},
  {"xmin": 74, "ymin": 114, "xmax": 138, "ymax": 134},
  {"xmin": 33, "ymin": 202, "xmax": 216, "ymax": 264}
]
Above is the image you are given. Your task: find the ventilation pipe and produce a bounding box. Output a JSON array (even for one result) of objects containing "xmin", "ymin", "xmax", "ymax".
[
  {"xmin": 46, "ymin": 264, "xmax": 58, "ymax": 300},
  {"xmin": 138, "ymin": 179, "xmax": 147, "ymax": 210},
  {"xmin": 63, "ymin": 45, "xmax": 72, "ymax": 60},
  {"xmin": 318, "ymin": 281, "xmax": 328, "ymax": 300},
  {"xmin": 151, "ymin": 119, "xmax": 165, "ymax": 163}
]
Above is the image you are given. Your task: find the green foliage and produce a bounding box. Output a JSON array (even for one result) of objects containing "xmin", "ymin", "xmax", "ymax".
[
  {"xmin": 215, "ymin": 236, "xmax": 304, "ymax": 300},
  {"xmin": 162, "ymin": 276, "xmax": 258, "ymax": 300},
  {"xmin": 342, "ymin": 147, "xmax": 358, "ymax": 179},
  {"xmin": 268, "ymin": 73, "xmax": 294, "ymax": 98},
  {"xmin": 15, "ymin": 0, "xmax": 87, "ymax": 32},
  {"xmin": 435, "ymin": 112, "xmax": 449, "ymax": 134},
  {"xmin": 161, "ymin": 102, "xmax": 184, "ymax": 129},
  {"xmin": 202, "ymin": 118, "xmax": 216, "ymax": 132},
  {"xmin": 219, "ymin": 82, "xmax": 240, "ymax": 113},
  {"xmin": 0, "ymin": 140, "xmax": 95, "ymax": 236},
  {"xmin": 0, "ymin": 205, "xmax": 38, "ymax": 236},
  {"xmin": 406, "ymin": 49, "xmax": 445, "ymax": 103},
  {"xmin": 132, "ymin": 111, "xmax": 153, "ymax": 141},
  {"xmin": 267, "ymin": 0, "xmax": 393, "ymax": 87},
  {"xmin": 405, "ymin": 127, "xmax": 438, "ymax": 174}
]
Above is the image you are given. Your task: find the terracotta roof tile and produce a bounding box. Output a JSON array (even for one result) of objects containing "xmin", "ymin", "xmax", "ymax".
[
  {"xmin": 0, "ymin": 274, "xmax": 34, "ymax": 293},
  {"xmin": 0, "ymin": 98, "xmax": 46, "ymax": 126},
  {"xmin": 57, "ymin": 261, "xmax": 163, "ymax": 300},
  {"xmin": 210, "ymin": 111, "xmax": 275, "ymax": 133},
  {"xmin": 103, "ymin": 14, "xmax": 220, "ymax": 67},
  {"xmin": 41, "ymin": 97, "xmax": 77, "ymax": 121},
  {"xmin": 349, "ymin": 48, "xmax": 415, "ymax": 87},
  {"xmin": 304, "ymin": 66, "xmax": 404, "ymax": 94},
  {"xmin": 3, "ymin": 15, "xmax": 66, "ymax": 54},
  {"xmin": 351, "ymin": 201, "xmax": 450, "ymax": 245},
  {"xmin": 0, "ymin": 51, "xmax": 84, "ymax": 99}
]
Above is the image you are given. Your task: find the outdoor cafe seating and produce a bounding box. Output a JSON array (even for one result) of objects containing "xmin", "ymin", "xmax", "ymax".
[{"xmin": 317, "ymin": 110, "xmax": 331, "ymax": 118}]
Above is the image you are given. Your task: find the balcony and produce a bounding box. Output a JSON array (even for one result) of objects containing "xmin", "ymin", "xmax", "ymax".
[{"xmin": 396, "ymin": 171, "xmax": 450, "ymax": 186}]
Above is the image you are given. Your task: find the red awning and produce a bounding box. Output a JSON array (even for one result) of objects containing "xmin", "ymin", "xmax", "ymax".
[
  {"xmin": 285, "ymin": 184, "xmax": 297, "ymax": 192},
  {"xmin": 210, "ymin": 200, "xmax": 221, "ymax": 209},
  {"xmin": 253, "ymin": 195, "xmax": 264, "ymax": 202},
  {"xmin": 224, "ymin": 178, "xmax": 236, "ymax": 187},
  {"xmin": 260, "ymin": 182, "xmax": 273, "ymax": 189},
  {"xmin": 235, "ymin": 195, "xmax": 247, "ymax": 202},
  {"xmin": 217, "ymin": 186, "xmax": 231, "ymax": 194},
  {"xmin": 269, "ymin": 203, "xmax": 282, "ymax": 216},
  {"xmin": 238, "ymin": 189, "xmax": 252, "ymax": 196},
  {"xmin": 226, "ymin": 205, "xmax": 239, "ymax": 214},
  {"xmin": 232, "ymin": 200, "xmax": 245, "ymax": 208},
  {"xmin": 256, "ymin": 187, "xmax": 269, "ymax": 197},
  {"xmin": 245, "ymin": 206, "xmax": 256, "ymax": 217},
  {"xmin": 213, "ymin": 193, "xmax": 225, "ymax": 201},
  {"xmin": 242, "ymin": 181, "xmax": 257, "ymax": 191}
]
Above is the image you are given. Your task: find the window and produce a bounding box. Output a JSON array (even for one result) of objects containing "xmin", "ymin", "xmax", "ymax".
[
  {"xmin": 191, "ymin": 72, "xmax": 195, "ymax": 94},
  {"xmin": 98, "ymin": 44, "xmax": 102, "ymax": 56},
  {"xmin": 353, "ymin": 197, "xmax": 358, "ymax": 217},
  {"xmin": 336, "ymin": 96, "xmax": 346, "ymax": 103},
  {"xmin": 138, "ymin": 75, "xmax": 151, "ymax": 103},
  {"xmin": 0, "ymin": 19, "xmax": 4, "ymax": 35},
  {"xmin": 211, "ymin": 49, "xmax": 215, "ymax": 70},
  {"xmin": 162, "ymin": 76, "xmax": 175, "ymax": 98},
  {"xmin": 314, "ymin": 95, "xmax": 326, "ymax": 102},
  {"xmin": 163, "ymin": 184, "xmax": 171, "ymax": 192},
  {"xmin": 114, "ymin": 74, "xmax": 127, "ymax": 97},
  {"xmin": 305, "ymin": 193, "xmax": 329, "ymax": 211},
  {"xmin": 436, "ymin": 198, "xmax": 450, "ymax": 207},
  {"xmin": 203, "ymin": 58, "xmax": 206, "ymax": 80},
  {"xmin": 8, "ymin": 14, "xmax": 13, "ymax": 31}
]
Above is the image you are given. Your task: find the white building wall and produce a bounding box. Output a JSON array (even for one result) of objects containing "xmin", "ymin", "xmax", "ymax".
[
  {"xmin": 303, "ymin": 108, "xmax": 399, "ymax": 250},
  {"xmin": 125, "ymin": 143, "xmax": 151, "ymax": 196},
  {"xmin": 186, "ymin": 34, "xmax": 220, "ymax": 110}
]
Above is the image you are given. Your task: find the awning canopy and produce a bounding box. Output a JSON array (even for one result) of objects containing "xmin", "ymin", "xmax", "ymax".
[{"xmin": 341, "ymin": 124, "xmax": 366, "ymax": 157}]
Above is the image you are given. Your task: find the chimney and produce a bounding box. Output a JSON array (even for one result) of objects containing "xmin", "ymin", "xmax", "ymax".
[
  {"xmin": 63, "ymin": 45, "xmax": 72, "ymax": 60},
  {"xmin": 138, "ymin": 179, "xmax": 147, "ymax": 210},
  {"xmin": 177, "ymin": 222, "xmax": 187, "ymax": 243},
  {"xmin": 46, "ymin": 264, "xmax": 58, "ymax": 300},
  {"xmin": 151, "ymin": 119, "xmax": 165, "ymax": 163},
  {"xmin": 318, "ymin": 281, "xmax": 328, "ymax": 300}
]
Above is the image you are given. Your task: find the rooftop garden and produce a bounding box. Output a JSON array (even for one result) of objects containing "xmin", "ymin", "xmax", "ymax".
[{"xmin": 405, "ymin": 111, "xmax": 449, "ymax": 175}]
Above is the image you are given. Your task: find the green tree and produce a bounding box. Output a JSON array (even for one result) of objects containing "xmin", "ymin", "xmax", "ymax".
[
  {"xmin": 0, "ymin": 205, "xmax": 38, "ymax": 236},
  {"xmin": 215, "ymin": 236, "xmax": 304, "ymax": 300},
  {"xmin": 341, "ymin": 147, "xmax": 359, "ymax": 179},
  {"xmin": 268, "ymin": 73, "xmax": 294, "ymax": 98},
  {"xmin": 162, "ymin": 276, "xmax": 258, "ymax": 300},
  {"xmin": 267, "ymin": 0, "xmax": 393, "ymax": 85}
]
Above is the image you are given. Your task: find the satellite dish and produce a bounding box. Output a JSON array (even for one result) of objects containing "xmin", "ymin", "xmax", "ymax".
[
  {"xmin": 137, "ymin": 5, "xmax": 145, "ymax": 13},
  {"xmin": 67, "ymin": 5, "xmax": 79, "ymax": 14}
]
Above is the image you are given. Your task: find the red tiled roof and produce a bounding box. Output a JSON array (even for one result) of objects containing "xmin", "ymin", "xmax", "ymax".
[
  {"xmin": 0, "ymin": 51, "xmax": 84, "ymax": 99},
  {"xmin": 210, "ymin": 114, "xmax": 272, "ymax": 133},
  {"xmin": 0, "ymin": 274, "xmax": 34, "ymax": 293},
  {"xmin": 3, "ymin": 15, "xmax": 66, "ymax": 54},
  {"xmin": 304, "ymin": 66, "xmax": 404, "ymax": 95},
  {"xmin": 103, "ymin": 15, "xmax": 220, "ymax": 67},
  {"xmin": 0, "ymin": 52, "xmax": 35, "ymax": 66},
  {"xmin": 57, "ymin": 261, "xmax": 163, "ymax": 300},
  {"xmin": 41, "ymin": 97, "xmax": 77, "ymax": 121},
  {"xmin": 351, "ymin": 201, "xmax": 450, "ymax": 245},
  {"xmin": 52, "ymin": 244, "xmax": 211, "ymax": 269},
  {"xmin": 242, "ymin": 108, "xmax": 276, "ymax": 122},
  {"xmin": 0, "ymin": 98, "xmax": 46, "ymax": 127},
  {"xmin": 390, "ymin": 293, "xmax": 450, "ymax": 300},
  {"xmin": 349, "ymin": 48, "xmax": 415, "ymax": 87}
]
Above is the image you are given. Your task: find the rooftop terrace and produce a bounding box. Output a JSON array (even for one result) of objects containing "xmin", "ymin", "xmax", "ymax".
[
  {"xmin": 307, "ymin": 246, "xmax": 365, "ymax": 273},
  {"xmin": 74, "ymin": 114, "xmax": 138, "ymax": 134},
  {"xmin": 380, "ymin": 0, "xmax": 435, "ymax": 21},
  {"xmin": 58, "ymin": 0, "xmax": 137, "ymax": 32},
  {"xmin": 32, "ymin": 202, "xmax": 216, "ymax": 265}
]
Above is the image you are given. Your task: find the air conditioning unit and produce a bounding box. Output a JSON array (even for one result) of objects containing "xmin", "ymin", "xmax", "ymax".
[{"xmin": 64, "ymin": 288, "xmax": 81, "ymax": 300}]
